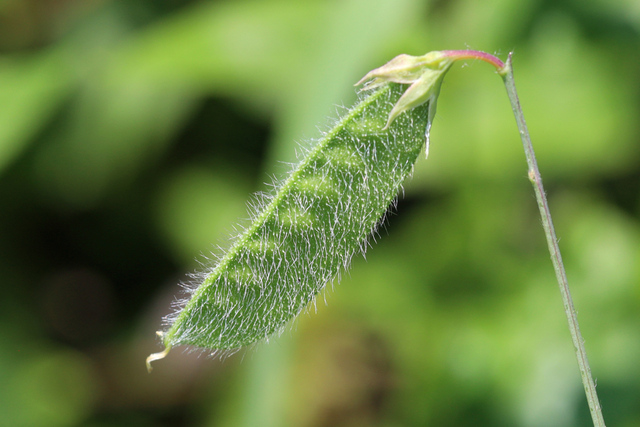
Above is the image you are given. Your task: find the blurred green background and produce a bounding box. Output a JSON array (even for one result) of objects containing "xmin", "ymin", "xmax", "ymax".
[{"xmin": 1, "ymin": 0, "xmax": 639, "ymax": 426}]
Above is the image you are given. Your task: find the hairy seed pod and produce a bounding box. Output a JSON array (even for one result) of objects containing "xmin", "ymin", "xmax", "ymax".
[
  {"xmin": 144, "ymin": 61, "xmax": 454, "ymax": 372},
  {"xmin": 160, "ymin": 83, "xmax": 432, "ymax": 354}
]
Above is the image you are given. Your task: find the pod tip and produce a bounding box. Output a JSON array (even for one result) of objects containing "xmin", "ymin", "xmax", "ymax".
[{"xmin": 146, "ymin": 331, "xmax": 171, "ymax": 373}]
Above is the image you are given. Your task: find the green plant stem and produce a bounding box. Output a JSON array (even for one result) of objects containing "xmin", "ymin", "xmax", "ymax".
[{"xmin": 498, "ymin": 53, "xmax": 605, "ymax": 427}]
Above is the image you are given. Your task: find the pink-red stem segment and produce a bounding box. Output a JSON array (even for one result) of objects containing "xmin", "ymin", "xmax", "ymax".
[{"xmin": 442, "ymin": 49, "xmax": 505, "ymax": 70}]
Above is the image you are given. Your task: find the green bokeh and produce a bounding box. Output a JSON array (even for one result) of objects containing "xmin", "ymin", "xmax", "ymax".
[{"xmin": 1, "ymin": 0, "xmax": 639, "ymax": 425}]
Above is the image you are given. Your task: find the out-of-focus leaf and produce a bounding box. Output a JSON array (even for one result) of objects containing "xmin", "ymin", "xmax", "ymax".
[
  {"xmin": 514, "ymin": 15, "xmax": 638, "ymax": 178},
  {"xmin": 0, "ymin": 51, "xmax": 73, "ymax": 174}
]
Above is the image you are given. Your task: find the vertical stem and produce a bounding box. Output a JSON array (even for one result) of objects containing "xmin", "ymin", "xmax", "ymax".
[{"xmin": 499, "ymin": 53, "xmax": 605, "ymax": 427}]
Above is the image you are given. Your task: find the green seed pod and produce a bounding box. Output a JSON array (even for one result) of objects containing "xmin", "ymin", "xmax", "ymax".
[{"xmin": 147, "ymin": 52, "xmax": 455, "ymax": 370}]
